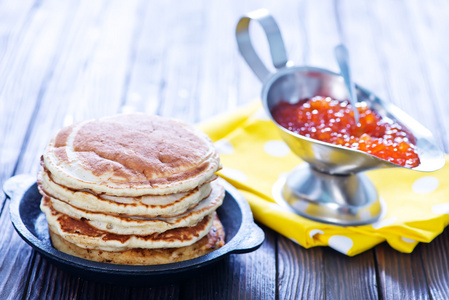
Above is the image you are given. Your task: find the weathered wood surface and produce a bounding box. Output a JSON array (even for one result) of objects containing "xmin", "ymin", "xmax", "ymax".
[{"xmin": 1, "ymin": 0, "xmax": 448, "ymax": 299}]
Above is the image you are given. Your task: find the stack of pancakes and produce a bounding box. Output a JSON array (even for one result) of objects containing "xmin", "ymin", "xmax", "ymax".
[{"xmin": 37, "ymin": 114, "xmax": 225, "ymax": 265}]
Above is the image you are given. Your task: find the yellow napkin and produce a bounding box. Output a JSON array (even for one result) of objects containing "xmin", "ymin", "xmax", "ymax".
[{"xmin": 199, "ymin": 101, "xmax": 449, "ymax": 256}]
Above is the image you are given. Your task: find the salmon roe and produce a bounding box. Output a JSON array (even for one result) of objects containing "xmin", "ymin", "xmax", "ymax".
[{"xmin": 271, "ymin": 96, "xmax": 420, "ymax": 168}]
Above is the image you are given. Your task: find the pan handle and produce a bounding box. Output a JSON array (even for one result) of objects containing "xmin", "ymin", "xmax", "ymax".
[
  {"xmin": 3, "ymin": 174, "xmax": 35, "ymax": 200},
  {"xmin": 236, "ymin": 9, "xmax": 289, "ymax": 82}
]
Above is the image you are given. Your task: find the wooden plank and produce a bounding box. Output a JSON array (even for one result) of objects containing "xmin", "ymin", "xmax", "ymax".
[
  {"xmin": 180, "ymin": 226, "xmax": 277, "ymax": 300},
  {"xmin": 335, "ymin": 0, "xmax": 389, "ymax": 101},
  {"xmin": 119, "ymin": 0, "xmax": 165, "ymax": 116},
  {"xmin": 78, "ymin": 282, "xmax": 132, "ymax": 300},
  {"xmin": 278, "ymin": 238, "xmax": 378, "ymax": 299},
  {"xmin": 0, "ymin": 1, "xmax": 82, "ymax": 297},
  {"xmin": 196, "ymin": 0, "xmax": 244, "ymax": 120},
  {"xmin": 24, "ymin": 253, "xmax": 180, "ymax": 300},
  {"xmin": 376, "ymin": 243, "xmax": 429, "ymax": 299},
  {"xmin": 0, "ymin": 200, "xmax": 35, "ymax": 299},
  {"xmin": 323, "ymin": 249, "xmax": 378, "ymax": 299},
  {"xmin": 0, "ymin": 0, "xmax": 36, "ymax": 64},
  {"xmin": 362, "ymin": 1, "xmax": 446, "ymax": 297},
  {"xmin": 419, "ymin": 228, "xmax": 449, "ymax": 300},
  {"xmin": 0, "ymin": 0, "xmax": 77, "ymax": 200},
  {"xmin": 278, "ymin": 237, "xmax": 324, "ymax": 299},
  {"xmin": 301, "ymin": 0, "xmax": 340, "ymax": 71},
  {"xmin": 398, "ymin": 1, "xmax": 449, "ymax": 298},
  {"xmin": 24, "ymin": 254, "xmax": 82, "ymax": 299},
  {"xmin": 406, "ymin": 0, "xmax": 449, "ymax": 152},
  {"xmin": 128, "ymin": 285, "xmax": 179, "ymax": 300},
  {"xmin": 154, "ymin": 0, "xmax": 205, "ymax": 123}
]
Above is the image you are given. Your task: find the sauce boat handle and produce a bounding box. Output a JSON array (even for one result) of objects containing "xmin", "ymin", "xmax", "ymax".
[{"xmin": 236, "ymin": 9, "xmax": 289, "ymax": 82}]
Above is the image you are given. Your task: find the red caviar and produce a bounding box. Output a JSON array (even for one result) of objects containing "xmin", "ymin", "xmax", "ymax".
[{"xmin": 271, "ymin": 96, "xmax": 420, "ymax": 168}]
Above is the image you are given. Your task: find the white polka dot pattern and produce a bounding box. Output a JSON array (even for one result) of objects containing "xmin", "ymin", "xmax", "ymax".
[
  {"xmin": 412, "ymin": 176, "xmax": 439, "ymax": 194},
  {"xmin": 263, "ymin": 140, "xmax": 290, "ymax": 157},
  {"xmin": 401, "ymin": 237, "xmax": 416, "ymax": 243},
  {"xmin": 372, "ymin": 216, "xmax": 398, "ymax": 230},
  {"xmin": 328, "ymin": 235, "xmax": 354, "ymax": 255},
  {"xmin": 431, "ymin": 203, "xmax": 449, "ymax": 215},
  {"xmin": 309, "ymin": 229, "xmax": 324, "ymax": 238}
]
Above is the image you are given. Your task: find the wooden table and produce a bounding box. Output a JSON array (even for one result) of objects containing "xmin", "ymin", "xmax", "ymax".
[{"xmin": 1, "ymin": 0, "xmax": 449, "ymax": 299}]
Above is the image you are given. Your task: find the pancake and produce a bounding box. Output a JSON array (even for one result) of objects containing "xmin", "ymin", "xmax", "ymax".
[
  {"xmin": 48, "ymin": 215, "xmax": 225, "ymax": 265},
  {"xmin": 38, "ymin": 113, "xmax": 225, "ymax": 265},
  {"xmin": 42, "ymin": 114, "xmax": 221, "ymax": 196},
  {"xmin": 44, "ymin": 182, "xmax": 225, "ymax": 235},
  {"xmin": 40, "ymin": 195, "xmax": 216, "ymax": 251},
  {"xmin": 38, "ymin": 169, "xmax": 215, "ymax": 217}
]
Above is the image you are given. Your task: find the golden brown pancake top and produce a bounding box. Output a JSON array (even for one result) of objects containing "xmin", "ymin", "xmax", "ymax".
[{"xmin": 53, "ymin": 114, "xmax": 214, "ymax": 184}]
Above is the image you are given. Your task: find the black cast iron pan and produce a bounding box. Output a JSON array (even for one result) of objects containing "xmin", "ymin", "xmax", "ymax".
[{"xmin": 4, "ymin": 175, "xmax": 265, "ymax": 286}]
